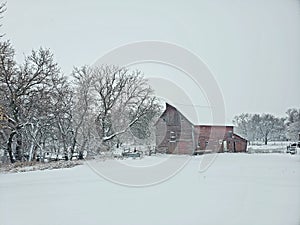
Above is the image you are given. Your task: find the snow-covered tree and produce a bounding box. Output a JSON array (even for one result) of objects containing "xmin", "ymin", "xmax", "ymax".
[
  {"xmin": 72, "ymin": 65, "xmax": 161, "ymax": 151},
  {"xmin": 257, "ymin": 114, "xmax": 284, "ymax": 145},
  {"xmin": 0, "ymin": 40, "xmax": 71, "ymax": 162},
  {"xmin": 0, "ymin": 6, "xmax": 161, "ymax": 163},
  {"xmin": 285, "ymin": 108, "xmax": 300, "ymax": 141},
  {"xmin": 233, "ymin": 113, "xmax": 253, "ymax": 143},
  {"xmin": 0, "ymin": 2, "xmax": 6, "ymax": 38},
  {"xmin": 233, "ymin": 113, "xmax": 286, "ymax": 144},
  {"xmin": 71, "ymin": 66, "xmax": 100, "ymax": 155}
]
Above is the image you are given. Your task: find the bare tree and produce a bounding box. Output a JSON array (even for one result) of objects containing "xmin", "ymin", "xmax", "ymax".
[
  {"xmin": 258, "ymin": 114, "xmax": 282, "ymax": 145},
  {"xmin": 286, "ymin": 108, "xmax": 300, "ymax": 141},
  {"xmin": 71, "ymin": 66, "xmax": 99, "ymax": 156},
  {"xmin": 0, "ymin": 43, "xmax": 67, "ymax": 162},
  {"xmin": 233, "ymin": 113, "xmax": 252, "ymax": 143},
  {"xmin": 0, "ymin": 5, "xmax": 78, "ymax": 163},
  {"xmin": 72, "ymin": 65, "xmax": 161, "ymax": 151},
  {"xmin": 0, "ymin": 2, "xmax": 6, "ymax": 38},
  {"xmin": 233, "ymin": 113, "xmax": 286, "ymax": 145}
]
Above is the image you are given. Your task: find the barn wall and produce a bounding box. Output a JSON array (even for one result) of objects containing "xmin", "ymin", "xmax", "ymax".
[
  {"xmin": 232, "ymin": 134, "xmax": 248, "ymax": 152},
  {"xmin": 173, "ymin": 116, "xmax": 193, "ymax": 154},
  {"xmin": 195, "ymin": 126, "xmax": 234, "ymax": 152},
  {"xmin": 224, "ymin": 134, "xmax": 247, "ymax": 152}
]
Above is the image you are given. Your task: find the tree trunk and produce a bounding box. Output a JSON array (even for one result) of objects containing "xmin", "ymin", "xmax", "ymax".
[
  {"xmin": 32, "ymin": 145, "xmax": 38, "ymax": 161},
  {"xmin": 71, "ymin": 136, "xmax": 76, "ymax": 155},
  {"xmin": 7, "ymin": 131, "xmax": 16, "ymax": 163},
  {"xmin": 28, "ymin": 140, "xmax": 35, "ymax": 162},
  {"xmin": 102, "ymin": 117, "xmax": 106, "ymax": 139},
  {"xmin": 15, "ymin": 132, "xmax": 22, "ymax": 161},
  {"xmin": 264, "ymin": 136, "xmax": 268, "ymax": 145}
]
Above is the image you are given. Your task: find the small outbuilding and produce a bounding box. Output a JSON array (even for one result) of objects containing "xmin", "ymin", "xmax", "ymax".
[{"xmin": 155, "ymin": 103, "xmax": 247, "ymax": 154}]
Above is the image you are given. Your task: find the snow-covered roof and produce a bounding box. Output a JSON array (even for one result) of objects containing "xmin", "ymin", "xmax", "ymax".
[{"xmin": 163, "ymin": 103, "xmax": 234, "ymax": 127}]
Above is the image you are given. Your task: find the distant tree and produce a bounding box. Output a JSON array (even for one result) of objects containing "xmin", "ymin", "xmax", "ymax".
[
  {"xmin": 270, "ymin": 117, "xmax": 286, "ymax": 141},
  {"xmin": 285, "ymin": 108, "xmax": 300, "ymax": 141},
  {"xmin": 233, "ymin": 113, "xmax": 251, "ymax": 139},
  {"xmin": 233, "ymin": 113, "xmax": 260, "ymax": 144},
  {"xmin": 250, "ymin": 114, "xmax": 262, "ymax": 142},
  {"xmin": 258, "ymin": 114, "xmax": 284, "ymax": 145},
  {"xmin": 233, "ymin": 113, "xmax": 286, "ymax": 145}
]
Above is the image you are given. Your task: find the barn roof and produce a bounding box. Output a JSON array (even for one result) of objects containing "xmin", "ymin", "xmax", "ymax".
[
  {"xmin": 232, "ymin": 133, "xmax": 248, "ymax": 142},
  {"xmin": 162, "ymin": 103, "xmax": 234, "ymax": 127}
]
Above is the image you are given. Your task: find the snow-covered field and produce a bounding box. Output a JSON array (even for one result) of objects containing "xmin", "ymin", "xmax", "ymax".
[{"xmin": 1, "ymin": 153, "xmax": 300, "ymax": 225}]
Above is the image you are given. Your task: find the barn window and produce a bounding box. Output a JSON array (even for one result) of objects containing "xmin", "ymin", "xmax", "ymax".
[
  {"xmin": 197, "ymin": 141, "xmax": 201, "ymax": 147},
  {"xmin": 170, "ymin": 131, "xmax": 176, "ymax": 143}
]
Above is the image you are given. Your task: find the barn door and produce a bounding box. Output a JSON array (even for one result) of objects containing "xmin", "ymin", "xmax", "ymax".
[
  {"xmin": 169, "ymin": 142, "xmax": 176, "ymax": 153},
  {"xmin": 223, "ymin": 140, "xmax": 228, "ymax": 152},
  {"xmin": 168, "ymin": 131, "xmax": 176, "ymax": 153}
]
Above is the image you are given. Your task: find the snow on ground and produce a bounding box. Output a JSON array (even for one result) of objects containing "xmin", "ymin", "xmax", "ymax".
[{"xmin": 0, "ymin": 153, "xmax": 300, "ymax": 225}]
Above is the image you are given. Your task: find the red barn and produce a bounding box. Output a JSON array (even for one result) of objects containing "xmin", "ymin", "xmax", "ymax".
[{"xmin": 155, "ymin": 103, "xmax": 247, "ymax": 154}]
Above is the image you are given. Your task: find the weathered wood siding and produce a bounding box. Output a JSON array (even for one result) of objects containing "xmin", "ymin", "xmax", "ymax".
[
  {"xmin": 230, "ymin": 134, "xmax": 248, "ymax": 152},
  {"xmin": 155, "ymin": 104, "xmax": 194, "ymax": 154},
  {"xmin": 195, "ymin": 125, "xmax": 233, "ymax": 152}
]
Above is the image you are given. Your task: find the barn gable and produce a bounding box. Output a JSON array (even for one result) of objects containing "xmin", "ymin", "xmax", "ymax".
[{"xmin": 155, "ymin": 103, "xmax": 194, "ymax": 154}]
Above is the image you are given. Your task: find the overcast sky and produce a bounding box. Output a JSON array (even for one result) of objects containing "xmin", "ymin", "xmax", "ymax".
[{"xmin": 2, "ymin": 0, "xmax": 300, "ymax": 123}]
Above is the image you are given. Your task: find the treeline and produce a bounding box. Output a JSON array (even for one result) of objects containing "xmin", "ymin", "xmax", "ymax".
[
  {"xmin": 0, "ymin": 4, "xmax": 161, "ymax": 163},
  {"xmin": 233, "ymin": 109, "xmax": 300, "ymax": 145}
]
